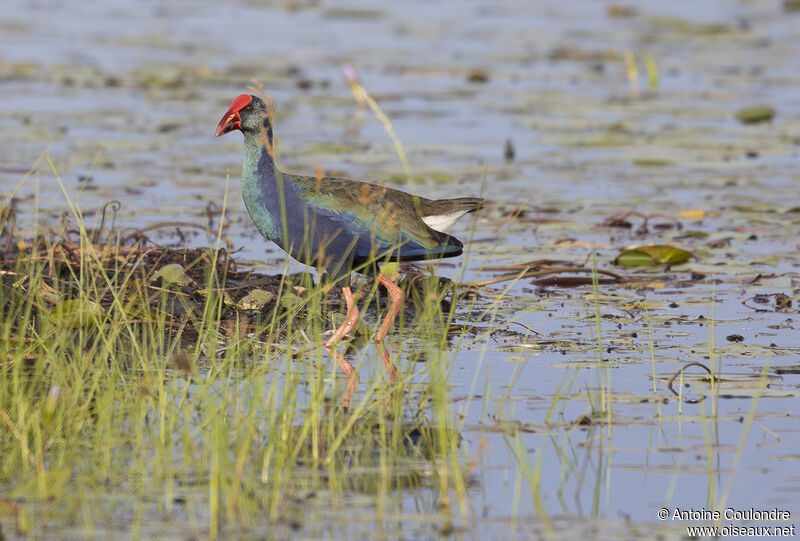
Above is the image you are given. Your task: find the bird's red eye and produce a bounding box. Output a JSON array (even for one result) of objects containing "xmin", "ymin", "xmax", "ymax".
[{"xmin": 243, "ymin": 104, "xmax": 253, "ymax": 112}]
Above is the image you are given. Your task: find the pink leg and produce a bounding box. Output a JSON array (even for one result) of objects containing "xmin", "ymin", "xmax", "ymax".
[
  {"xmin": 324, "ymin": 286, "xmax": 360, "ymax": 408},
  {"xmin": 374, "ymin": 275, "xmax": 401, "ymax": 401},
  {"xmin": 324, "ymin": 286, "xmax": 360, "ymax": 351},
  {"xmin": 374, "ymin": 339, "xmax": 398, "ymax": 383},
  {"xmin": 375, "ymin": 274, "xmax": 404, "ymax": 342}
]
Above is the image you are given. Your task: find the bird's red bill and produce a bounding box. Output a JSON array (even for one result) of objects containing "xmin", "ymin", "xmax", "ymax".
[{"xmin": 215, "ymin": 94, "xmax": 253, "ymax": 136}]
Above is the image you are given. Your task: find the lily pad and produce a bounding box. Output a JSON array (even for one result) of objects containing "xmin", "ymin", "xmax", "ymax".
[
  {"xmin": 674, "ymin": 231, "xmax": 709, "ymax": 239},
  {"xmin": 236, "ymin": 289, "xmax": 275, "ymax": 310},
  {"xmin": 51, "ymin": 299, "xmax": 105, "ymax": 328},
  {"xmin": 279, "ymin": 291, "xmax": 305, "ymax": 308},
  {"xmin": 614, "ymin": 245, "xmax": 694, "ymax": 267},
  {"xmin": 735, "ymin": 106, "xmax": 775, "ymax": 124},
  {"xmin": 632, "ymin": 158, "xmax": 673, "ymax": 167},
  {"xmin": 677, "ymin": 209, "xmax": 719, "ymax": 220},
  {"xmin": 150, "ymin": 263, "xmax": 190, "ymax": 286}
]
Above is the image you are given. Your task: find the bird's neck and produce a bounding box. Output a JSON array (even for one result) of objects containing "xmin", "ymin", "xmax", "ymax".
[
  {"xmin": 241, "ymin": 127, "xmax": 288, "ymax": 242},
  {"xmin": 242, "ymin": 130, "xmax": 276, "ymax": 182}
]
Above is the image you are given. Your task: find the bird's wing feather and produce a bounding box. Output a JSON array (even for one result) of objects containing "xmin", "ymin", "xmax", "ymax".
[{"xmin": 291, "ymin": 175, "xmax": 454, "ymax": 258}]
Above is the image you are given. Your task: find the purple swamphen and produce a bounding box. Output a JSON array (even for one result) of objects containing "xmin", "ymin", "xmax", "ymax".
[{"xmin": 216, "ymin": 94, "xmax": 482, "ymax": 406}]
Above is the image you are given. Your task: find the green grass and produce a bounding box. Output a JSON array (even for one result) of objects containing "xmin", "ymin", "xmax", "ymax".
[{"xmin": 0, "ymin": 150, "xmax": 506, "ymax": 538}]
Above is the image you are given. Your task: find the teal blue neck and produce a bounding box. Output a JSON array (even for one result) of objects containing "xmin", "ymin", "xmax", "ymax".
[{"xmin": 241, "ymin": 133, "xmax": 281, "ymax": 242}]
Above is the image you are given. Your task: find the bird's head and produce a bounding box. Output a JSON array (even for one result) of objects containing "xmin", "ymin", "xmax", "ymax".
[{"xmin": 215, "ymin": 94, "xmax": 271, "ymax": 137}]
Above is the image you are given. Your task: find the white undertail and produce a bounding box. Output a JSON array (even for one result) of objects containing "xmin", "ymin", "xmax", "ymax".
[{"xmin": 421, "ymin": 210, "xmax": 472, "ymax": 233}]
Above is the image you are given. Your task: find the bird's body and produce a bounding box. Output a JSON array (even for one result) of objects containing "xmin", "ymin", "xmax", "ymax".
[
  {"xmin": 217, "ymin": 93, "xmax": 482, "ymax": 406},
  {"xmin": 234, "ymin": 105, "xmax": 480, "ymax": 280}
]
